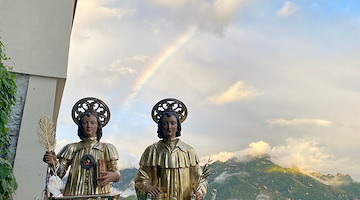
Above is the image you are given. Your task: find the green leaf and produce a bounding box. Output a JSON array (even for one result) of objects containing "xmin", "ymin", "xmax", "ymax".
[{"xmin": 0, "ymin": 39, "xmax": 17, "ymax": 197}]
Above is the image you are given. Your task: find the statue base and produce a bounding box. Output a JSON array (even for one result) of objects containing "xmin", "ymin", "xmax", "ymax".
[{"xmin": 49, "ymin": 191, "xmax": 121, "ymax": 200}]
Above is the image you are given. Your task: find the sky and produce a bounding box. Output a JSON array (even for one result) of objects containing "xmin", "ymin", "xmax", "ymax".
[{"xmin": 55, "ymin": 0, "xmax": 360, "ymax": 182}]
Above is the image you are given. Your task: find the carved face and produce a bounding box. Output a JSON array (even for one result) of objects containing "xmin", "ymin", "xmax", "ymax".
[
  {"xmin": 81, "ymin": 115, "xmax": 98, "ymax": 138},
  {"xmin": 161, "ymin": 115, "xmax": 178, "ymax": 140}
]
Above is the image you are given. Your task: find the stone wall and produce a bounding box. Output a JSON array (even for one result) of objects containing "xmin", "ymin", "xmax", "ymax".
[{"xmin": 8, "ymin": 73, "xmax": 29, "ymax": 165}]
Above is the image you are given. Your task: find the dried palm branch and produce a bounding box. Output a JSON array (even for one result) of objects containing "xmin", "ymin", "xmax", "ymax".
[
  {"xmin": 193, "ymin": 157, "xmax": 213, "ymax": 192},
  {"xmin": 199, "ymin": 157, "xmax": 212, "ymax": 183},
  {"xmin": 37, "ymin": 116, "xmax": 56, "ymax": 151}
]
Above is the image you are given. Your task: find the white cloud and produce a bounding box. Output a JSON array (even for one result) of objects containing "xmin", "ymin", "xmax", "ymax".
[
  {"xmin": 213, "ymin": 171, "xmax": 231, "ymax": 183},
  {"xmin": 147, "ymin": 0, "xmax": 192, "ymax": 9},
  {"xmin": 276, "ymin": 1, "xmax": 299, "ymax": 17},
  {"xmin": 202, "ymin": 137, "xmax": 334, "ymax": 173},
  {"xmin": 147, "ymin": 0, "xmax": 247, "ymax": 35},
  {"xmin": 101, "ymin": 139, "xmax": 141, "ymax": 169},
  {"xmin": 109, "ymin": 55, "xmax": 151, "ymax": 75},
  {"xmin": 55, "ymin": 139, "xmax": 70, "ymax": 153},
  {"xmin": 70, "ymin": 0, "xmax": 136, "ymax": 47},
  {"xmin": 58, "ymin": 116, "xmax": 75, "ymax": 126},
  {"xmin": 270, "ymin": 137, "xmax": 333, "ymax": 171},
  {"xmin": 200, "ymin": 151, "xmax": 235, "ymax": 164},
  {"xmin": 205, "ymin": 80, "xmax": 261, "ymax": 105},
  {"xmin": 202, "ymin": 0, "xmax": 247, "ymax": 35},
  {"xmin": 256, "ymin": 194, "xmax": 270, "ymax": 200},
  {"xmin": 113, "ymin": 55, "xmax": 150, "ymax": 63},
  {"xmin": 109, "ymin": 67, "xmax": 137, "ymax": 75},
  {"xmin": 307, "ymin": 172, "xmax": 353, "ymax": 186},
  {"xmin": 213, "ymin": 171, "xmax": 249, "ymax": 183},
  {"xmin": 247, "ymin": 141, "xmax": 271, "ymax": 156},
  {"xmin": 266, "ymin": 118, "xmax": 333, "ymax": 127},
  {"xmin": 75, "ymin": 0, "xmax": 135, "ymax": 28}
]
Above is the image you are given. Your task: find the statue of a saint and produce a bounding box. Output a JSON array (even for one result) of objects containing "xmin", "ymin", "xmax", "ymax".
[
  {"xmin": 43, "ymin": 97, "xmax": 120, "ymax": 199},
  {"xmin": 134, "ymin": 98, "xmax": 207, "ymax": 200}
]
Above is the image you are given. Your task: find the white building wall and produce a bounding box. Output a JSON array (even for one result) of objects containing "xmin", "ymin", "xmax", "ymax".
[{"xmin": 0, "ymin": 0, "xmax": 76, "ymax": 199}]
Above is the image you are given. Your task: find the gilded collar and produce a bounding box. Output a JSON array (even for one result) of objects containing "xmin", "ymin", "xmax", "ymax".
[
  {"xmin": 160, "ymin": 138, "xmax": 188, "ymax": 152},
  {"xmin": 82, "ymin": 136, "xmax": 98, "ymax": 143}
]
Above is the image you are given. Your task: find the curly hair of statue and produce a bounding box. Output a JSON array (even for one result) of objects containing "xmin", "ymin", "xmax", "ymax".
[
  {"xmin": 151, "ymin": 98, "xmax": 188, "ymax": 123},
  {"xmin": 71, "ymin": 97, "xmax": 110, "ymax": 127}
]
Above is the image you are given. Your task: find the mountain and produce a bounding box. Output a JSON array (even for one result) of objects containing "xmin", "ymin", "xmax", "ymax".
[
  {"xmin": 205, "ymin": 155, "xmax": 360, "ymax": 200},
  {"xmin": 115, "ymin": 155, "xmax": 360, "ymax": 200},
  {"xmin": 112, "ymin": 168, "xmax": 137, "ymax": 198}
]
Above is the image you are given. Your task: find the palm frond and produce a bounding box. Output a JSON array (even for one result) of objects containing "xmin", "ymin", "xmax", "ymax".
[
  {"xmin": 37, "ymin": 116, "xmax": 56, "ymax": 151},
  {"xmin": 193, "ymin": 157, "xmax": 213, "ymax": 192},
  {"xmin": 200, "ymin": 157, "xmax": 213, "ymax": 181}
]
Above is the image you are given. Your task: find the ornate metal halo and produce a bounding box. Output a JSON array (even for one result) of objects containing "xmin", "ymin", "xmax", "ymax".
[
  {"xmin": 151, "ymin": 98, "xmax": 188, "ymax": 124},
  {"xmin": 71, "ymin": 97, "xmax": 110, "ymax": 127}
]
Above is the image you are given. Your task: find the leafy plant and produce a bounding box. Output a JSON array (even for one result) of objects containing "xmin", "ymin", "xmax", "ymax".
[
  {"xmin": 0, "ymin": 40, "xmax": 18, "ymax": 199},
  {"xmin": 0, "ymin": 157, "xmax": 17, "ymax": 199}
]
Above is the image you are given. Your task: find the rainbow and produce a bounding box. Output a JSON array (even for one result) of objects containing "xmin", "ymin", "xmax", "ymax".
[{"xmin": 123, "ymin": 25, "xmax": 198, "ymax": 107}]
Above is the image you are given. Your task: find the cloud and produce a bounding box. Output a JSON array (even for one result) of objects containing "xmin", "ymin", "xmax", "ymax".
[
  {"xmin": 75, "ymin": 0, "xmax": 135, "ymax": 28},
  {"xmin": 109, "ymin": 55, "xmax": 150, "ymax": 75},
  {"xmin": 266, "ymin": 118, "xmax": 333, "ymax": 127},
  {"xmin": 101, "ymin": 139, "xmax": 141, "ymax": 169},
  {"xmin": 213, "ymin": 171, "xmax": 231, "ymax": 183},
  {"xmin": 256, "ymin": 194, "xmax": 270, "ymax": 200},
  {"xmin": 147, "ymin": 0, "xmax": 193, "ymax": 8},
  {"xmin": 276, "ymin": 1, "xmax": 299, "ymax": 17},
  {"xmin": 307, "ymin": 172, "xmax": 353, "ymax": 186},
  {"xmin": 200, "ymin": 141, "xmax": 270, "ymax": 164},
  {"xmin": 247, "ymin": 141, "xmax": 271, "ymax": 156},
  {"xmin": 111, "ymin": 55, "xmax": 150, "ymax": 64},
  {"xmin": 200, "ymin": 152, "xmax": 235, "ymax": 164},
  {"xmin": 70, "ymin": 0, "xmax": 136, "ymax": 45},
  {"xmin": 147, "ymin": 0, "xmax": 247, "ymax": 35},
  {"xmin": 55, "ymin": 139, "xmax": 70, "ymax": 153},
  {"xmin": 205, "ymin": 80, "xmax": 261, "ymax": 105},
  {"xmin": 200, "ymin": 0, "xmax": 247, "ymax": 35},
  {"xmin": 109, "ymin": 67, "xmax": 137, "ymax": 75},
  {"xmin": 202, "ymin": 137, "xmax": 334, "ymax": 173},
  {"xmin": 213, "ymin": 171, "xmax": 249, "ymax": 183},
  {"xmin": 58, "ymin": 116, "xmax": 75, "ymax": 126},
  {"xmin": 270, "ymin": 137, "xmax": 333, "ymax": 171}
]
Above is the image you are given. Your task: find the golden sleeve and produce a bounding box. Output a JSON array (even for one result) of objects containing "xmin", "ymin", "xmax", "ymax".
[
  {"xmin": 56, "ymin": 144, "xmax": 74, "ymax": 178},
  {"xmin": 103, "ymin": 143, "xmax": 119, "ymax": 172},
  {"xmin": 134, "ymin": 165, "xmax": 154, "ymax": 200}
]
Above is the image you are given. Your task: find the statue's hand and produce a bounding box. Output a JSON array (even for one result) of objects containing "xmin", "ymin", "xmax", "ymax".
[
  {"xmin": 195, "ymin": 191, "xmax": 203, "ymax": 200},
  {"xmin": 97, "ymin": 171, "xmax": 120, "ymax": 187},
  {"xmin": 147, "ymin": 186, "xmax": 163, "ymax": 197},
  {"xmin": 43, "ymin": 151, "xmax": 57, "ymax": 166}
]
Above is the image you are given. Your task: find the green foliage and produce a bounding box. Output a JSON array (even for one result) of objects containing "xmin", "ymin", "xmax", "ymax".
[
  {"xmin": 0, "ymin": 40, "xmax": 16, "ymax": 160},
  {"xmin": 0, "ymin": 40, "xmax": 17, "ymax": 199},
  {"xmin": 0, "ymin": 157, "xmax": 17, "ymax": 199}
]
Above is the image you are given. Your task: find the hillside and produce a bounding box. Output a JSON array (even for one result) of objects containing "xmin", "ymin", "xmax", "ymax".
[
  {"xmin": 205, "ymin": 155, "xmax": 359, "ymax": 199},
  {"xmin": 115, "ymin": 155, "xmax": 360, "ymax": 200}
]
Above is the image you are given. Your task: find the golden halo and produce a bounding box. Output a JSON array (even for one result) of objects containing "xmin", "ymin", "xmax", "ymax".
[
  {"xmin": 151, "ymin": 98, "xmax": 188, "ymax": 123},
  {"xmin": 71, "ymin": 97, "xmax": 110, "ymax": 127}
]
